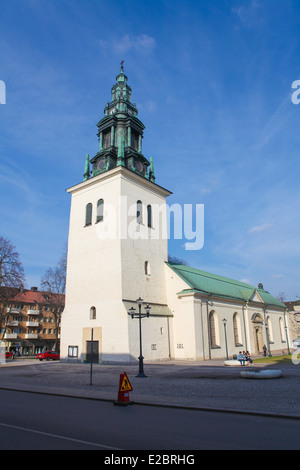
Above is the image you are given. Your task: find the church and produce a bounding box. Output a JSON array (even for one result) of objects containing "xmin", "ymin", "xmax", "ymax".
[{"xmin": 60, "ymin": 65, "xmax": 291, "ymax": 363}]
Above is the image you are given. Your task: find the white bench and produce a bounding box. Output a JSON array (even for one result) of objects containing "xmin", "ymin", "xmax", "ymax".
[
  {"xmin": 240, "ymin": 369, "xmax": 282, "ymax": 379},
  {"xmin": 224, "ymin": 360, "xmax": 243, "ymax": 367}
]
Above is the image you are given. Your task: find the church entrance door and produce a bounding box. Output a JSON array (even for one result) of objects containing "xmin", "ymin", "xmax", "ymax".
[
  {"xmin": 251, "ymin": 313, "xmax": 264, "ymax": 354},
  {"xmin": 86, "ymin": 340, "xmax": 99, "ymax": 363}
]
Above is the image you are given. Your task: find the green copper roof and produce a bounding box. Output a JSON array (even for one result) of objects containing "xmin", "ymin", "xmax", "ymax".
[
  {"xmin": 167, "ymin": 263, "xmax": 285, "ymax": 308},
  {"xmin": 256, "ymin": 288, "xmax": 286, "ymax": 308}
]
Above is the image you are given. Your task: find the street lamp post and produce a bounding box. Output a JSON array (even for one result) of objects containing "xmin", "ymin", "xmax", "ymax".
[
  {"xmin": 128, "ymin": 297, "xmax": 151, "ymax": 378},
  {"xmin": 265, "ymin": 323, "xmax": 272, "ymax": 357},
  {"xmin": 222, "ymin": 318, "xmax": 229, "ymax": 360},
  {"xmin": 263, "ymin": 309, "xmax": 272, "ymax": 357},
  {"xmin": 284, "ymin": 309, "xmax": 291, "ymax": 355}
]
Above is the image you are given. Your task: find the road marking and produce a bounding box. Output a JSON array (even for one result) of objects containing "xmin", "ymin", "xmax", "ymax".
[{"xmin": 0, "ymin": 422, "xmax": 122, "ymax": 450}]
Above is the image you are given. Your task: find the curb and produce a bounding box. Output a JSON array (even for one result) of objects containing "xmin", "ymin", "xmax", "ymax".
[{"xmin": 0, "ymin": 386, "xmax": 299, "ymax": 421}]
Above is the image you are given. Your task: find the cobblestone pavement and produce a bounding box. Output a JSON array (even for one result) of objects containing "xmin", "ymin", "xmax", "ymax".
[{"xmin": 0, "ymin": 359, "xmax": 299, "ymax": 418}]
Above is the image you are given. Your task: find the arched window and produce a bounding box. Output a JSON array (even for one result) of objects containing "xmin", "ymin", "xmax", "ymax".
[
  {"xmin": 131, "ymin": 131, "xmax": 139, "ymax": 151},
  {"xmin": 90, "ymin": 306, "xmax": 96, "ymax": 320},
  {"xmin": 137, "ymin": 200, "xmax": 143, "ymax": 224},
  {"xmin": 233, "ymin": 313, "xmax": 242, "ymax": 346},
  {"xmin": 85, "ymin": 203, "xmax": 92, "ymax": 226},
  {"xmin": 147, "ymin": 205, "xmax": 152, "ymax": 228},
  {"xmin": 145, "ymin": 261, "xmax": 150, "ymax": 275},
  {"xmin": 279, "ymin": 317, "xmax": 285, "ymax": 343},
  {"xmin": 96, "ymin": 199, "xmax": 104, "ymax": 223},
  {"xmin": 103, "ymin": 130, "xmax": 111, "ymax": 149},
  {"xmin": 209, "ymin": 311, "xmax": 220, "ymax": 348},
  {"xmin": 266, "ymin": 316, "xmax": 274, "ymax": 343}
]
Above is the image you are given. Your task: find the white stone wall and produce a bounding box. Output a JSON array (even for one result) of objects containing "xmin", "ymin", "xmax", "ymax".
[
  {"xmin": 165, "ymin": 264, "xmax": 291, "ymax": 360},
  {"xmin": 128, "ymin": 314, "xmax": 171, "ymax": 362},
  {"xmin": 165, "ymin": 264, "xmax": 199, "ymax": 360},
  {"xmin": 61, "ymin": 167, "xmax": 172, "ymax": 363},
  {"xmin": 120, "ymin": 171, "xmax": 169, "ymax": 306},
  {"xmin": 61, "ymin": 166, "xmax": 291, "ymax": 364}
]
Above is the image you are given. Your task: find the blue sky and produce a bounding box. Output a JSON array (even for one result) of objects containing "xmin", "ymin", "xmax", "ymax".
[{"xmin": 0, "ymin": 0, "xmax": 300, "ymax": 300}]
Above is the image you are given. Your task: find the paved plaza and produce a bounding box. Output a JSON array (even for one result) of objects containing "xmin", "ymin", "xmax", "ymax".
[{"xmin": 0, "ymin": 358, "xmax": 299, "ymax": 418}]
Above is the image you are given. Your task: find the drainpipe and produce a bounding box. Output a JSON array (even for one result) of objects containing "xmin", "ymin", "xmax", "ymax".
[
  {"xmin": 206, "ymin": 295, "xmax": 212, "ymax": 360},
  {"xmin": 167, "ymin": 316, "xmax": 171, "ymax": 359},
  {"xmin": 284, "ymin": 308, "xmax": 291, "ymax": 355},
  {"xmin": 263, "ymin": 306, "xmax": 272, "ymax": 357},
  {"xmin": 242, "ymin": 301, "xmax": 248, "ymax": 352},
  {"xmin": 200, "ymin": 300, "xmax": 205, "ymax": 361}
]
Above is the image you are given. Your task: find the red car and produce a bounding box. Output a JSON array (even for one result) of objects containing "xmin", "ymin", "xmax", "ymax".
[
  {"xmin": 0, "ymin": 351, "xmax": 13, "ymax": 360},
  {"xmin": 37, "ymin": 351, "xmax": 60, "ymax": 361}
]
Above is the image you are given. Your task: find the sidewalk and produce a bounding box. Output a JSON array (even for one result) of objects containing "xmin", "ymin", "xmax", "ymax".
[{"xmin": 0, "ymin": 358, "xmax": 299, "ymax": 418}]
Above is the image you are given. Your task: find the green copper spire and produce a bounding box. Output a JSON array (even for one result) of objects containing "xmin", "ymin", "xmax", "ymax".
[
  {"xmin": 83, "ymin": 154, "xmax": 90, "ymax": 181},
  {"xmin": 89, "ymin": 65, "xmax": 151, "ymax": 180},
  {"xmin": 117, "ymin": 135, "xmax": 125, "ymax": 166},
  {"xmin": 149, "ymin": 156, "xmax": 156, "ymax": 183}
]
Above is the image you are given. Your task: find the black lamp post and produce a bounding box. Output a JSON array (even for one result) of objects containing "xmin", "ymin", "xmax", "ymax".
[
  {"xmin": 264, "ymin": 322, "xmax": 272, "ymax": 357},
  {"xmin": 222, "ymin": 318, "xmax": 229, "ymax": 360},
  {"xmin": 128, "ymin": 297, "xmax": 151, "ymax": 377},
  {"xmin": 284, "ymin": 309, "xmax": 291, "ymax": 355}
]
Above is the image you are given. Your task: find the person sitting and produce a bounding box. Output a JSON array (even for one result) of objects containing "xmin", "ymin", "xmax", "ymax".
[
  {"xmin": 245, "ymin": 351, "xmax": 253, "ymax": 366},
  {"xmin": 237, "ymin": 351, "xmax": 246, "ymax": 366}
]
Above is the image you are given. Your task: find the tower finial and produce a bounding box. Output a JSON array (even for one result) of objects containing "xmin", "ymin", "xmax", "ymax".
[
  {"xmin": 120, "ymin": 60, "xmax": 124, "ymax": 72},
  {"xmin": 83, "ymin": 154, "xmax": 90, "ymax": 181},
  {"xmin": 149, "ymin": 156, "xmax": 156, "ymax": 183}
]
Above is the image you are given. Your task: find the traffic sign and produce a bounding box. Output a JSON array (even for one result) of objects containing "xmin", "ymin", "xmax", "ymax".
[
  {"xmin": 114, "ymin": 372, "xmax": 133, "ymax": 406},
  {"xmin": 119, "ymin": 372, "xmax": 133, "ymax": 392}
]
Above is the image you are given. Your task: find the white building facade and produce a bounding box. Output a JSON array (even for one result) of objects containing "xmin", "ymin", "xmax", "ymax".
[{"xmin": 60, "ymin": 67, "xmax": 291, "ymax": 363}]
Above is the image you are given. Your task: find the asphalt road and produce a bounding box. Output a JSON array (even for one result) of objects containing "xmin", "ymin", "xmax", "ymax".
[{"xmin": 0, "ymin": 390, "xmax": 299, "ymax": 450}]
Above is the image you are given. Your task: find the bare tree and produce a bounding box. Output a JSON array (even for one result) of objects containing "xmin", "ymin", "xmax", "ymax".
[
  {"xmin": 168, "ymin": 255, "xmax": 188, "ymax": 266},
  {"xmin": 40, "ymin": 249, "xmax": 67, "ymax": 352},
  {"xmin": 0, "ymin": 236, "xmax": 25, "ymax": 288},
  {"xmin": 277, "ymin": 292, "xmax": 287, "ymax": 303},
  {"xmin": 0, "ymin": 236, "xmax": 25, "ymax": 339}
]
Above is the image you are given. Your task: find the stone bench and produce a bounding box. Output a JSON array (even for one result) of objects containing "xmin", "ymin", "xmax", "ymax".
[
  {"xmin": 224, "ymin": 360, "xmax": 243, "ymax": 367},
  {"xmin": 240, "ymin": 369, "xmax": 283, "ymax": 379}
]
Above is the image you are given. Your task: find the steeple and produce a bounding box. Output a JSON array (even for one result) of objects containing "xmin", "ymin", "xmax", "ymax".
[
  {"xmin": 112, "ymin": 61, "xmax": 132, "ymax": 107},
  {"xmin": 117, "ymin": 135, "xmax": 125, "ymax": 167},
  {"xmin": 85, "ymin": 64, "xmax": 153, "ymax": 182}
]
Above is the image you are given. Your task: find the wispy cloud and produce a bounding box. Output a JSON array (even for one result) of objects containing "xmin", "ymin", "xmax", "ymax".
[
  {"xmin": 239, "ymin": 278, "xmax": 252, "ymax": 285},
  {"xmin": 232, "ymin": 0, "xmax": 263, "ymax": 28},
  {"xmin": 0, "ymin": 160, "xmax": 37, "ymax": 203},
  {"xmin": 139, "ymin": 99, "xmax": 157, "ymax": 112},
  {"xmin": 248, "ymin": 223, "xmax": 274, "ymax": 234},
  {"xmin": 254, "ymin": 95, "xmax": 292, "ymax": 149},
  {"xmin": 199, "ymin": 178, "xmax": 220, "ymax": 195},
  {"xmin": 99, "ymin": 34, "xmax": 156, "ymax": 56}
]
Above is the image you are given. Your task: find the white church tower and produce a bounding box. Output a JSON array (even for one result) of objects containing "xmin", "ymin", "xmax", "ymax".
[{"xmin": 60, "ymin": 65, "xmax": 173, "ymax": 363}]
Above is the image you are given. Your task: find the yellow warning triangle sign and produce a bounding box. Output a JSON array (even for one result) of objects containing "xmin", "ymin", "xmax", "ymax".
[{"xmin": 119, "ymin": 373, "xmax": 133, "ymax": 392}]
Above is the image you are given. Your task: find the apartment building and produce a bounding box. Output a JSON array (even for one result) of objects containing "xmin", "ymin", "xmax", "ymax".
[
  {"xmin": 285, "ymin": 300, "xmax": 300, "ymax": 348},
  {"xmin": 0, "ymin": 286, "xmax": 64, "ymax": 356}
]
